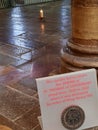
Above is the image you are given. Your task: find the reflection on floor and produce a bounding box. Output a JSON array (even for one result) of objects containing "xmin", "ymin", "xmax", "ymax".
[{"xmin": 0, "ymin": 0, "xmax": 71, "ymax": 129}]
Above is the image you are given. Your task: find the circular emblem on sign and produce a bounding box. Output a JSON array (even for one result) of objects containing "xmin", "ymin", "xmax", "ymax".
[{"xmin": 61, "ymin": 105, "xmax": 85, "ymax": 130}]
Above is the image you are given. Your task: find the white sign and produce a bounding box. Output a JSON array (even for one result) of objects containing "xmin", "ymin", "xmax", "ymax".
[{"xmin": 36, "ymin": 69, "xmax": 98, "ymax": 130}]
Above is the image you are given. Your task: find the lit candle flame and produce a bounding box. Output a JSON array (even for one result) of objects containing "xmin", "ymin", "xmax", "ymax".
[{"xmin": 40, "ymin": 9, "xmax": 44, "ymax": 19}]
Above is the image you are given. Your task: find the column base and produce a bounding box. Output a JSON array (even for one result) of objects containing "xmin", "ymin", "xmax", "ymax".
[
  {"xmin": 61, "ymin": 42, "xmax": 98, "ymax": 73},
  {"xmin": 68, "ymin": 39, "xmax": 98, "ymax": 54}
]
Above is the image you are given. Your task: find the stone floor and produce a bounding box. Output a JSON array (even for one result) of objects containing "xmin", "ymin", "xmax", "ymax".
[{"xmin": 0, "ymin": 0, "xmax": 71, "ymax": 130}]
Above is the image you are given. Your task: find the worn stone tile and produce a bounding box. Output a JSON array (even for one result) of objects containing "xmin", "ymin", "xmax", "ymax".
[
  {"xmin": 11, "ymin": 58, "xmax": 31, "ymax": 67},
  {"xmin": 9, "ymin": 83, "xmax": 37, "ymax": 97},
  {"xmin": 0, "ymin": 65, "xmax": 15, "ymax": 76},
  {"xmin": 33, "ymin": 125, "xmax": 42, "ymax": 130},
  {"xmin": 17, "ymin": 62, "xmax": 33, "ymax": 73},
  {"xmin": 0, "ymin": 65, "xmax": 29, "ymax": 85},
  {"xmin": 0, "ymin": 52, "xmax": 30, "ymax": 67},
  {"xmin": 0, "ymin": 44, "xmax": 31, "ymax": 57},
  {"xmin": 15, "ymin": 106, "xmax": 41, "ymax": 130},
  {"xmin": 0, "ymin": 53, "xmax": 16, "ymax": 66},
  {"xmin": 0, "ymin": 84, "xmax": 38, "ymax": 121},
  {"xmin": 31, "ymin": 54, "xmax": 61, "ymax": 78},
  {"xmin": 18, "ymin": 76, "xmax": 37, "ymax": 90},
  {"xmin": 9, "ymin": 75, "xmax": 37, "ymax": 96}
]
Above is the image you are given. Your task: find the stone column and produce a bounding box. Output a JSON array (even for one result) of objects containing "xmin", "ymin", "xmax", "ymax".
[{"xmin": 61, "ymin": 0, "xmax": 98, "ymax": 73}]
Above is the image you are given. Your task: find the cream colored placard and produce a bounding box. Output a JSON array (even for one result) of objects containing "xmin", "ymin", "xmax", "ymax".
[
  {"xmin": 36, "ymin": 69, "xmax": 98, "ymax": 130},
  {"xmin": 38, "ymin": 116, "xmax": 43, "ymax": 129}
]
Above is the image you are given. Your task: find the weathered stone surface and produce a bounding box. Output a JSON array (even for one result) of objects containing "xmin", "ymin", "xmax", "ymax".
[
  {"xmin": 15, "ymin": 107, "xmax": 41, "ymax": 130},
  {"xmin": 0, "ymin": 84, "xmax": 38, "ymax": 120},
  {"xmin": 9, "ymin": 76, "xmax": 37, "ymax": 96}
]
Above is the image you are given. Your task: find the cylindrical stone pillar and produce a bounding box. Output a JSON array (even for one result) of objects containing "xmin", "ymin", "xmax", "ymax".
[
  {"xmin": 61, "ymin": 0, "xmax": 98, "ymax": 73},
  {"xmin": 71, "ymin": 0, "xmax": 98, "ymax": 54}
]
